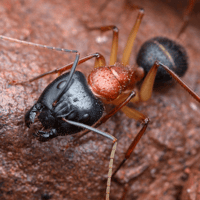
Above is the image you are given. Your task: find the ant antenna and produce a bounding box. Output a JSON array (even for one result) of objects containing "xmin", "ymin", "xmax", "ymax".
[
  {"xmin": 62, "ymin": 118, "xmax": 117, "ymax": 200},
  {"xmin": 0, "ymin": 35, "xmax": 78, "ymax": 53},
  {"xmin": 0, "ymin": 35, "xmax": 80, "ymax": 93},
  {"xmin": 56, "ymin": 53, "xmax": 80, "ymax": 103}
]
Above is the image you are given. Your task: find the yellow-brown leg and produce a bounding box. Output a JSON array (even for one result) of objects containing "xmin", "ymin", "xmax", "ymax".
[
  {"xmin": 74, "ymin": 91, "xmax": 136, "ymax": 142},
  {"xmin": 112, "ymin": 59, "xmax": 200, "ymax": 177},
  {"xmin": 84, "ymin": 25, "xmax": 119, "ymax": 65},
  {"xmin": 11, "ymin": 52, "xmax": 105, "ymax": 85},
  {"xmin": 0, "ymin": 35, "xmax": 107, "ymax": 84},
  {"xmin": 73, "ymin": 90, "xmax": 149, "ymax": 178},
  {"xmin": 139, "ymin": 61, "xmax": 200, "ymax": 103},
  {"xmin": 121, "ymin": 8, "xmax": 144, "ymax": 66},
  {"xmin": 112, "ymin": 106, "xmax": 149, "ymax": 177}
]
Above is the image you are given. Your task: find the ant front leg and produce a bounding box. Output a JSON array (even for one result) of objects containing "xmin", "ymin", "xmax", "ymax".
[{"xmin": 12, "ymin": 53, "xmax": 105, "ymax": 84}]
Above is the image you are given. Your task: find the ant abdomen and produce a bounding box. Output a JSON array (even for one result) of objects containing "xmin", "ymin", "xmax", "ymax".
[
  {"xmin": 136, "ymin": 37, "xmax": 188, "ymax": 83},
  {"xmin": 88, "ymin": 63, "xmax": 144, "ymax": 102}
]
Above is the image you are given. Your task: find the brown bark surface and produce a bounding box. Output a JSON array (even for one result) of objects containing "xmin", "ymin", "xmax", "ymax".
[{"xmin": 0, "ymin": 0, "xmax": 200, "ymax": 200}]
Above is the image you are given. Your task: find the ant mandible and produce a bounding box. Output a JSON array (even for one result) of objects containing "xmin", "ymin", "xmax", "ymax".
[{"xmin": 1, "ymin": 8, "xmax": 200, "ymax": 200}]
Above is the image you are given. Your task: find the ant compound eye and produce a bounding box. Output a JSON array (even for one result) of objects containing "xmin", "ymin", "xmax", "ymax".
[{"xmin": 57, "ymin": 81, "xmax": 67, "ymax": 89}]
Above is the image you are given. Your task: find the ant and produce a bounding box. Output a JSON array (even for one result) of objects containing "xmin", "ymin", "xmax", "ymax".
[{"xmin": 1, "ymin": 7, "xmax": 200, "ymax": 200}]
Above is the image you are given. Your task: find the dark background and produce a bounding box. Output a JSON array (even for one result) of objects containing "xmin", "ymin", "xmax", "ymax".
[{"xmin": 0, "ymin": 0, "xmax": 200, "ymax": 200}]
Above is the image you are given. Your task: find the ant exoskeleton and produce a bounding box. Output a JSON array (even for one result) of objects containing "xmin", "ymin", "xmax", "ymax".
[{"xmin": 1, "ymin": 8, "xmax": 200, "ymax": 200}]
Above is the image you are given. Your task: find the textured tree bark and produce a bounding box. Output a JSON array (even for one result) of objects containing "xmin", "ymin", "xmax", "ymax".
[{"xmin": 0, "ymin": 0, "xmax": 200, "ymax": 200}]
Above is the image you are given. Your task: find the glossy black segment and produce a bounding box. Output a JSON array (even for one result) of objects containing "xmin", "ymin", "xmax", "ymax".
[
  {"xmin": 25, "ymin": 71, "xmax": 104, "ymax": 141},
  {"xmin": 137, "ymin": 37, "xmax": 188, "ymax": 82}
]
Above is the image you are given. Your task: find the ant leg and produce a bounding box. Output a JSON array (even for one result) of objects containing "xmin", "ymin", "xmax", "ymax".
[
  {"xmin": 177, "ymin": 0, "xmax": 196, "ymax": 38},
  {"xmin": 122, "ymin": 8, "xmax": 144, "ymax": 66},
  {"xmin": 30, "ymin": 53, "xmax": 105, "ymax": 83},
  {"xmin": 112, "ymin": 106, "xmax": 149, "ymax": 177},
  {"xmin": 140, "ymin": 61, "xmax": 200, "ymax": 103},
  {"xmin": 112, "ymin": 60, "xmax": 200, "ymax": 176},
  {"xmin": 84, "ymin": 25, "xmax": 119, "ymax": 65},
  {"xmin": 62, "ymin": 118, "xmax": 117, "ymax": 200},
  {"xmin": 93, "ymin": 52, "xmax": 106, "ymax": 68},
  {"xmin": 12, "ymin": 52, "xmax": 80, "ymax": 87},
  {"xmin": 74, "ymin": 91, "xmax": 136, "ymax": 142},
  {"xmin": 27, "ymin": 53, "xmax": 105, "ymax": 83},
  {"xmin": 94, "ymin": 91, "xmax": 136, "ymax": 126},
  {"xmin": 6, "ymin": 49, "xmax": 105, "ymax": 84}
]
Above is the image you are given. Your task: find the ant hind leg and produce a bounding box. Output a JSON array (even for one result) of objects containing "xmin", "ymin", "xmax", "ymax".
[{"xmin": 139, "ymin": 61, "xmax": 200, "ymax": 103}]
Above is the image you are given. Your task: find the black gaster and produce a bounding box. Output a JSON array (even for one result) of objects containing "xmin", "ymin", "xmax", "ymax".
[
  {"xmin": 28, "ymin": 71, "xmax": 104, "ymax": 136},
  {"xmin": 136, "ymin": 37, "xmax": 188, "ymax": 83}
]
